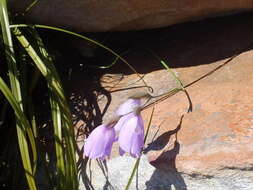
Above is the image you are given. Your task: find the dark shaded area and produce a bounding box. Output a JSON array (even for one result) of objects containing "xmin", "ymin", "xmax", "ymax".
[
  {"xmin": 77, "ymin": 156, "xmax": 116, "ymax": 190},
  {"xmin": 145, "ymin": 167, "xmax": 187, "ymax": 190},
  {"xmin": 35, "ymin": 30, "xmax": 113, "ymax": 143},
  {"xmin": 35, "ymin": 12, "xmax": 253, "ymax": 76},
  {"xmin": 103, "ymin": 12, "xmax": 253, "ymax": 73}
]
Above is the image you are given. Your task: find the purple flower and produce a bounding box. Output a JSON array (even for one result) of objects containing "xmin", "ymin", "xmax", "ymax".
[
  {"xmin": 83, "ymin": 124, "xmax": 116, "ymax": 160},
  {"xmin": 114, "ymin": 98, "xmax": 142, "ymax": 132},
  {"xmin": 114, "ymin": 98, "xmax": 144, "ymax": 158},
  {"xmin": 117, "ymin": 113, "xmax": 144, "ymax": 158},
  {"xmin": 83, "ymin": 98, "xmax": 144, "ymax": 160}
]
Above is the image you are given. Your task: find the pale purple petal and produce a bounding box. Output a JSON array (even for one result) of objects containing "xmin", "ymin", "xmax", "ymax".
[
  {"xmin": 102, "ymin": 127, "xmax": 116, "ymax": 159},
  {"xmin": 118, "ymin": 113, "xmax": 144, "ymax": 157},
  {"xmin": 114, "ymin": 113, "xmax": 130, "ymax": 132},
  {"xmin": 131, "ymin": 115, "xmax": 144, "ymax": 157},
  {"xmin": 84, "ymin": 124, "xmax": 115, "ymax": 160},
  {"xmin": 116, "ymin": 98, "xmax": 141, "ymax": 116},
  {"xmin": 130, "ymin": 132, "xmax": 143, "ymax": 157}
]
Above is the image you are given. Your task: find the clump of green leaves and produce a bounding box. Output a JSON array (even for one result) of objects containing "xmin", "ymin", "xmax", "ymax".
[{"xmin": 0, "ymin": 1, "xmax": 77, "ymax": 189}]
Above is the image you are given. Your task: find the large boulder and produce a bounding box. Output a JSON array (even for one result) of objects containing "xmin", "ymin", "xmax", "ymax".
[
  {"xmin": 9, "ymin": 0, "xmax": 253, "ymax": 32},
  {"xmin": 68, "ymin": 14, "xmax": 253, "ymax": 189},
  {"xmin": 78, "ymin": 49, "xmax": 253, "ymax": 189}
]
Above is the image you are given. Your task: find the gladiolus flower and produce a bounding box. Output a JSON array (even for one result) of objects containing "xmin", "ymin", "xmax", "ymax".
[{"xmin": 83, "ymin": 124, "xmax": 116, "ymax": 160}]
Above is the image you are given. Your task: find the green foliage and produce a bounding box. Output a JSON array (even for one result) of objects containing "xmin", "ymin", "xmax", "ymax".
[
  {"xmin": 0, "ymin": 1, "xmax": 78, "ymax": 189},
  {"xmin": 0, "ymin": 1, "xmax": 37, "ymax": 189}
]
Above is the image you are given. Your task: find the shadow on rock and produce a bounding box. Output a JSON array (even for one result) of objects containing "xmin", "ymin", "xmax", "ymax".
[
  {"xmin": 143, "ymin": 115, "xmax": 184, "ymax": 153},
  {"xmin": 78, "ymin": 157, "xmax": 95, "ymax": 190},
  {"xmin": 146, "ymin": 141, "xmax": 187, "ymax": 190},
  {"xmin": 79, "ymin": 157, "xmax": 116, "ymax": 190},
  {"xmin": 145, "ymin": 115, "xmax": 187, "ymax": 190}
]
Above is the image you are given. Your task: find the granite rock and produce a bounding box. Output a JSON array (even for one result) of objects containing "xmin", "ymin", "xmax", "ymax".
[
  {"xmin": 9, "ymin": 0, "xmax": 253, "ymax": 32},
  {"xmin": 79, "ymin": 156, "xmax": 253, "ymax": 190},
  {"xmin": 63, "ymin": 14, "xmax": 253, "ymax": 189}
]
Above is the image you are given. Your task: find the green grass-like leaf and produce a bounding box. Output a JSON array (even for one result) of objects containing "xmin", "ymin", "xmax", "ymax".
[
  {"xmin": 13, "ymin": 27, "xmax": 78, "ymax": 190},
  {"xmin": 147, "ymin": 49, "xmax": 185, "ymax": 90},
  {"xmin": 0, "ymin": 1, "xmax": 37, "ymax": 189},
  {"xmin": 0, "ymin": 77, "xmax": 37, "ymax": 190},
  {"xmin": 25, "ymin": 0, "xmax": 38, "ymax": 13}
]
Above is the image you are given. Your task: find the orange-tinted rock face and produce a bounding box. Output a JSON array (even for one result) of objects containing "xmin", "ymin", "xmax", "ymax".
[
  {"xmin": 9, "ymin": 0, "xmax": 253, "ymax": 32},
  {"xmin": 93, "ymin": 43, "xmax": 253, "ymax": 175},
  {"xmin": 143, "ymin": 51, "xmax": 253, "ymax": 175}
]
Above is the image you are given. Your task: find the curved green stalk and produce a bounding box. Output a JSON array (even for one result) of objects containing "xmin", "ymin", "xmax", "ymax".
[
  {"xmin": 147, "ymin": 49, "xmax": 185, "ymax": 90},
  {"xmin": 25, "ymin": 0, "xmax": 38, "ymax": 13}
]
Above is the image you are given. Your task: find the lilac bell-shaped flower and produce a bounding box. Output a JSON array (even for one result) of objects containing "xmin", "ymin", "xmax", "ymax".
[
  {"xmin": 114, "ymin": 98, "xmax": 144, "ymax": 157},
  {"xmin": 83, "ymin": 124, "xmax": 115, "ymax": 160},
  {"xmin": 118, "ymin": 113, "xmax": 144, "ymax": 157}
]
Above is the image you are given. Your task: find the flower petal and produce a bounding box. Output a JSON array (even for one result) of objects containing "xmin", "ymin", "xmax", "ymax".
[
  {"xmin": 114, "ymin": 113, "xmax": 129, "ymax": 132},
  {"xmin": 102, "ymin": 130, "xmax": 116, "ymax": 159},
  {"xmin": 116, "ymin": 98, "xmax": 141, "ymax": 116},
  {"xmin": 130, "ymin": 132, "xmax": 143, "ymax": 157},
  {"xmin": 118, "ymin": 113, "xmax": 144, "ymax": 157},
  {"xmin": 84, "ymin": 124, "xmax": 115, "ymax": 160}
]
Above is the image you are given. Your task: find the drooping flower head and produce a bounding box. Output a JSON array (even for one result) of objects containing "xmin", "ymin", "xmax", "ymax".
[
  {"xmin": 114, "ymin": 98, "xmax": 144, "ymax": 157},
  {"xmin": 83, "ymin": 124, "xmax": 115, "ymax": 160},
  {"xmin": 83, "ymin": 97, "xmax": 145, "ymax": 160}
]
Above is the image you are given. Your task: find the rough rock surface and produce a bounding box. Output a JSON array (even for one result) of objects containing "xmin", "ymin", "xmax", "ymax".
[
  {"xmin": 79, "ymin": 156, "xmax": 253, "ymax": 190},
  {"xmin": 144, "ymin": 50, "xmax": 253, "ymax": 175},
  {"xmin": 9, "ymin": 0, "xmax": 253, "ymax": 32}
]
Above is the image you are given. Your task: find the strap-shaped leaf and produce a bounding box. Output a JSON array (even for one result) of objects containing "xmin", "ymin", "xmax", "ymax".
[{"xmin": 0, "ymin": 77, "xmax": 37, "ymax": 190}]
